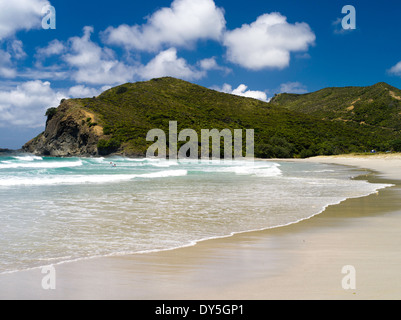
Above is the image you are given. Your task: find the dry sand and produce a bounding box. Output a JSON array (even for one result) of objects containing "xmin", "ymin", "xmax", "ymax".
[{"xmin": 1, "ymin": 154, "xmax": 401, "ymax": 300}]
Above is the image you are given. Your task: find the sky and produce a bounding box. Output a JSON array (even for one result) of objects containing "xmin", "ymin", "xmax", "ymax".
[{"xmin": 1, "ymin": 0, "xmax": 401, "ymax": 149}]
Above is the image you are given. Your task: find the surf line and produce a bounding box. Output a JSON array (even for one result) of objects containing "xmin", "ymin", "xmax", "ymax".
[{"xmin": 146, "ymin": 121, "xmax": 254, "ymax": 160}]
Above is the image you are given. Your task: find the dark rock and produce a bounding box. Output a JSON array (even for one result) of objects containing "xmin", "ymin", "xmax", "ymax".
[{"xmin": 23, "ymin": 101, "xmax": 104, "ymax": 157}]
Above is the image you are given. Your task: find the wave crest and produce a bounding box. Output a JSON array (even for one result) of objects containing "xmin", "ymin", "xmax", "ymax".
[{"xmin": 0, "ymin": 169, "xmax": 188, "ymax": 186}]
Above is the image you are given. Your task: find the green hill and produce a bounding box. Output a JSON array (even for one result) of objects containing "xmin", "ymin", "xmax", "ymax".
[
  {"xmin": 270, "ymin": 82, "xmax": 401, "ymax": 131},
  {"xmin": 23, "ymin": 77, "xmax": 401, "ymax": 158}
]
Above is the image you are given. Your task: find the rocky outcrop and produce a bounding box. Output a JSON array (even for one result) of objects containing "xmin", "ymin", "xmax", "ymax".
[
  {"xmin": 0, "ymin": 148, "xmax": 14, "ymax": 153},
  {"xmin": 23, "ymin": 100, "xmax": 104, "ymax": 157}
]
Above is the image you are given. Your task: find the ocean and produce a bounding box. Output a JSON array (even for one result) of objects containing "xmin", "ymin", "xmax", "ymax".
[{"xmin": 0, "ymin": 154, "xmax": 391, "ymax": 274}]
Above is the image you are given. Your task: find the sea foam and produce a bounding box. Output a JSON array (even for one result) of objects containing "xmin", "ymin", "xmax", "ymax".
[
  {"xmin": 12, "ymin": 155, "xmax": 43, "ymax": 161},
  {"xmin": 0, "ymin": 169, "xmax": 188, "ymax": 186},
  {"xmin": 0, "ymin": 160, "xmax": 83, "ymax": 169}
]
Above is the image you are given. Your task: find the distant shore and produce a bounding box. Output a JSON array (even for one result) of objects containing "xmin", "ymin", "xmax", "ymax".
[
  {"xmin": 1, "ymin": 154, "xmax": 401, "ymax": 299},
  {"xmin": 303, "ymin": 153, "xmax": 401, "ymax": 180},
  {"xmin": 0, "ymin": 148, "xmax": 17, "ymax": 153}
]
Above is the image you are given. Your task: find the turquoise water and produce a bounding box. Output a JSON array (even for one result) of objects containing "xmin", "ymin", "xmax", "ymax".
[{"xmin": 0, "ymin": 154, "xmax": 391, "ymax": 273}]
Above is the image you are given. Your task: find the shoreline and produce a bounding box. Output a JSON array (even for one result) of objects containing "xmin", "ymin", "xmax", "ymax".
[{"xmin": 1, "ymin": 155, "xmax": 401, "ymax": 299}]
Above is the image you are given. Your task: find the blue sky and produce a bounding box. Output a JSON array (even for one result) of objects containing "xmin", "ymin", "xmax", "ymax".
[{"xmin": 1, "ymin": 0, "xmax": 401, "ymax": 149}]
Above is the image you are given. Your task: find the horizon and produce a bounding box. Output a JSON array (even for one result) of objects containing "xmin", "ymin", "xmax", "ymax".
[{"xmin": 1, "ymin": 0, "xmax": 401, "ymax": 149}]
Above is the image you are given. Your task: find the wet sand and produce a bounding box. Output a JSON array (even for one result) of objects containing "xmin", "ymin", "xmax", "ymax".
[{"xmin": 1, "ymin": 154, "xmax": 401, "ymax": 300}]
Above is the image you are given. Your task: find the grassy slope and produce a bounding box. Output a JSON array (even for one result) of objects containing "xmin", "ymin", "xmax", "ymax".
[
  {"xmin": 270, "ymin": 82, "xmax": 401, "ymax": 131},
  {"xmin": 66, "ymin": 77, "xmax": 401, "ymax": 158}
]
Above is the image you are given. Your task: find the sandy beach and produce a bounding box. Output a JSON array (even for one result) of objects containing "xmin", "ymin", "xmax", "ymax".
[{"xmin": 1, "ymin": 154, "xmax": 401, "ymax": 300}]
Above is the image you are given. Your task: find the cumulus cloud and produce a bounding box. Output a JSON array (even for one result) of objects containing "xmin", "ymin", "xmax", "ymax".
[
  {"xmin": 35, "ymin": 27, "xmax": 214, "ymax": 84},
  {"xmin": 35, "ymin": 39, "xmax": 66, "ymax": 60},
  {"xmin": 0, "ymin": 0, "xmax": 50, "ymax": 40},
  {"xmin": 0, "ymin": 40, "xmax": 27, "ymax": 78},
  {"xmin": 388, "ymin": 61, "xmax": 401, "ymax": 76},
  {"xmin": 0, "ymin": 80, "xmax": 111, "ymax": 128},
  {"xmin": 223, "ymin": 12, "xmax": 315, "ymax": 70},
  {"xmin": 102, "ymin": 0, "xmax": 226, "ymax": 52},
  {"xmin": 199, "ymin": 57, "xmax": 218, "ymax": 70},
  {"xmin": 0, "ymin": 80, "xmax": 66, "ymax": 127},
  {"xmin": 138, "ymin": 48, "xmax": 206, "ymax": 80},
  {"xmin": 63, "ymin": 26, "xmax": 136, "ymax": 85},
  {"xmin": 67, "ymin": 85, "xmax": 104, "ymax": 98},
  {"xmin": 216, "ymin": 83, "xmax": 268, "ymax": 102},
  {"xmin": 0, "ymin": 50, "xmax": 16, "ymax": 78},
  {"xmin": 198, "ymin": 57, "xmax": 231, "ymax": 74},
  {"xmin": 7, "ymin": 40, "xmax": 27, "ymax": 60}
]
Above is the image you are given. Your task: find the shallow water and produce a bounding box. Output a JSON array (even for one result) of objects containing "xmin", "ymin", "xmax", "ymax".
[{"xmin": 0, "ymin": 154, "xmax": 391, "ymax": 273}]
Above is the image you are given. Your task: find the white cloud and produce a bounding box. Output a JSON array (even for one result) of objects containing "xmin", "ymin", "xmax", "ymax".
[
  {"xmin": 198, "ymin": 57, "xmax": 231, "ymax": 74},
  {"xmin": 0, "ymin": 80, "xmax": 111, "ymax": 128},
  {"xmin": 7, "ymin": 40, "xmax": 27, "ymax": 60},
  {"xmin": 138, "ymin": 48, "xmax": 205, "ymax": 80},
  {"xmin": 67, "ymin": 85, "xmax": 111, "ymax": 98},
  {"xmin": 35, "ymin": 39, "xmax": 65, "ymax": 59},
  {"xmin": 31, "ymin": 41, "xmax": 66, "ymax": 78},
  {"xmin": 0, "ymin": 0, "xmax": 50, "ymax": 40},
  {"xmin": 223, "ymin": 12, "xmax": 315, "ymax": 70},
  {"xmin": 199, "ymin": 57, "xmax": 219, "ymax": 70},
  {"xmin": 0, "ymin": 80, "xmax": 66, "ymax": 128},
  {"xmin": 102, "ymin": 0, "xmax": 226, "ymax": 52},
  {"xmin": 215, "ymin": 83, "xmax": 268, "ymax": 102},
  {"xmin": 389, "ymin": 61, "xmax": 401, "ymax": 76},
  {"xmin": 0, "ymin": 50, "xmax": 16, "ymax": 78},
  {"xmin": 279, "ymin": 82, "xmax": 308, "ymax": 94},
  {"xmin": 33, "ymin": 27, "xmax": 217, "ymax": 85},
  {"xmin": 19, "ymin": 66, "xmax": 68, "ymax": 80},
  {"xmin": 63, "ymin": 26, "xmax": 136, "ymax": 85},
  {"xmin": 0, "ymin": 40, "xmax": 27, "ymax": 79},
  {"xmin": 67, "ymin": 85, "xmax": 104, "ymax": 98}
]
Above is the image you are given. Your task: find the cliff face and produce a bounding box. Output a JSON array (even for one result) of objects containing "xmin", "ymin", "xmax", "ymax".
[{"xmin": 23, "ymin": 100, "xmax": 104, "ymax": 157}]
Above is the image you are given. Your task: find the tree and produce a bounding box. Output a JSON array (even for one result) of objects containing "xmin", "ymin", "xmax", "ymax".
[
  {"xmin": 45, "ymin": 108, "xmax": 58, "ymax": 121},
  {"xmin": 390, "ymin": 139, "xmax": 401, "ymax": 152}
]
